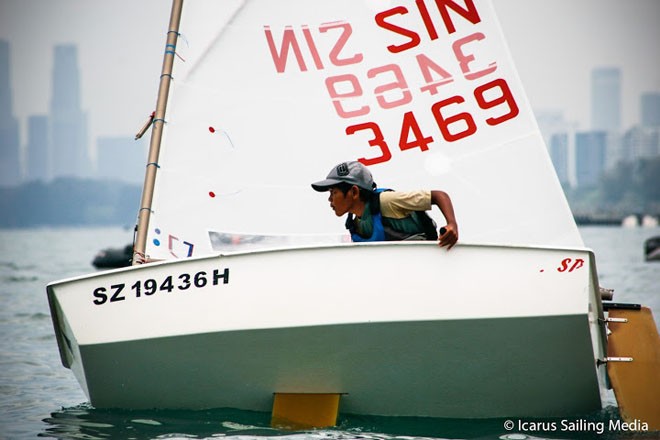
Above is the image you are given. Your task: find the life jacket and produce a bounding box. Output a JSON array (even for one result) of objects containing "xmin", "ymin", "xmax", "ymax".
[{"xmin": 345, "ymin": 189, "xmax": 439, "ymax": 242}]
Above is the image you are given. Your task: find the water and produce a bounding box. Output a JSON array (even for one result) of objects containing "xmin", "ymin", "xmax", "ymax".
[{"xmin": 1, "ymin": 226, "xmax": 658, "ymax": 440}]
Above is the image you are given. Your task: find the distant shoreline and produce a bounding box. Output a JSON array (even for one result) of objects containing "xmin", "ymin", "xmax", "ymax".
[
  {"xmin": 0, "ymin": 177, "xmax": 141, "ymax": 228},
  {"xmin": 1, "ymin": 177, "xmax": 659, "ymax": 229}
]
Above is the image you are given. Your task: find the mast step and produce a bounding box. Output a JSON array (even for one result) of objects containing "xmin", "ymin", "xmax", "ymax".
[
  {"xmin": 271, "ymin": 393, "xmax": 342, "ymax": 430},
  {"xmin": 607, "ymin": 306, "xmax": 660, "ymax": 431}
]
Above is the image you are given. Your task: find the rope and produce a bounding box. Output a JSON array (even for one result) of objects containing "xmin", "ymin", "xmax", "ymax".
[{"xmin": 165, "ymin": 44, "xmax": 186, "ymax": 62}]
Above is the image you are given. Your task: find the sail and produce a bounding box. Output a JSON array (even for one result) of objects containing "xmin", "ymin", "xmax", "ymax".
[{"xmin": 145, "ymin": 0, "xmax": 582, "ymax": 260}]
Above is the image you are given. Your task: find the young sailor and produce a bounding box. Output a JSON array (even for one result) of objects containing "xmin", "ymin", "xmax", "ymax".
[{"xmin": 312, "ymin": 161, "xmax": 458, "ymax": 249}]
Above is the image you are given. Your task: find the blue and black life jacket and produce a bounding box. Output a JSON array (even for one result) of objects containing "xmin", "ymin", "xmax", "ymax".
[{"xmin": 345, "ymin": 189, "xmax": 439, "ymax": 242}]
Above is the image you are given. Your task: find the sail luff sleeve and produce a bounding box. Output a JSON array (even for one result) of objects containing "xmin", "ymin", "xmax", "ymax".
[{"xmin": 133, "ymin": 0, "xmax": 184, "ymax": 264}]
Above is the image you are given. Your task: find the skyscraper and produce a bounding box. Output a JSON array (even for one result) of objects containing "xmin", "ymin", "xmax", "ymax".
[
  {"xmin": 575, "ymin": 131, "xmax": 607, "ymax": 187},
  {"xmin": 26, "ymin": 115, "xmax": 50, "ymax": 182},
  {"xmin": 622, "ymin": 126, "xmax": 659, "ymax": 161},
  {"xmin": 549, "ymin": 132, "xmax": 570, "ymax": 187},
  {"xmin": 641, "ymin": 92, "xmax": 660, "ymax": 128},
  {"xmin": 618, "ymin": 92, "xmax": 660, "ymax": 163},
  {"xmin": 0, "ymin": 40, "xmax": 21, "ymax": 186},
  {"xmin": 50, "ymin": 44, "xmax": 90, "ymax": 178},
  {"xmin": 590, "ymin": 67, "xmax": 621, "ymax": 132}
]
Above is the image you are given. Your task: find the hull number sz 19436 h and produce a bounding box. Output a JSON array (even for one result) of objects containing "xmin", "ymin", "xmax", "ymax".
[{"xmin": 92, "ymin": 268, "xmax": 230, "ymax": 306}]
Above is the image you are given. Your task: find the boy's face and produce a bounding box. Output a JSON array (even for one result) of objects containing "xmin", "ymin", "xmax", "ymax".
[{"xmin": 328, "ymin": 186, "xmax": 358, "ymax": 217}]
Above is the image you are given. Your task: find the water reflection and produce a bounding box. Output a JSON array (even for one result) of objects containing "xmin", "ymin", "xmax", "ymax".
[
  {"xmin": 39, "ymin": 403, "xmax": 629, "ymax": 440},
  {"xmin": 40, "ymin": 403, "xmax": 276, "ymax": 439},
  {"xmin": 39, "ymin": 403, "xmax": 497, "ymax": 439}
]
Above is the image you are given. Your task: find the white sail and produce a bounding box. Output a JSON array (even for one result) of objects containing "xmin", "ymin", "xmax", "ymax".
[{"xmin": 146, "ymin": 0, "xmax": 582, "ymax": 260}]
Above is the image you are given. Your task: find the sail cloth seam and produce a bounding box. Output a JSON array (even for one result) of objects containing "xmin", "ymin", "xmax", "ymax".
[
  {"xmin": 185, "ymin": 0, "xmax": 249, "ymax": 78},
  {"xmin": 450, "ymin": 129, "xmax": 541, "ymax": 164}
]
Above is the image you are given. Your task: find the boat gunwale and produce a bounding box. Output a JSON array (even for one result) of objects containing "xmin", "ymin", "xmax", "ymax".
[{"xmin": 47, "ymin": 240, "xmax": 599, "ymax": 286}]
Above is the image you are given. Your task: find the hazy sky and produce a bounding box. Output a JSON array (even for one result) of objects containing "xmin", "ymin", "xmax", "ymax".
[{"xmin": 1, "ymin": 0, "xmax": 658, "ymax": 148}]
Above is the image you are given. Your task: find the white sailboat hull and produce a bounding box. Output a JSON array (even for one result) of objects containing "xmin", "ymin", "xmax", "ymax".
[{"xmin": 47, "ymin": 242, "xmax": 607, "ymax": 417}]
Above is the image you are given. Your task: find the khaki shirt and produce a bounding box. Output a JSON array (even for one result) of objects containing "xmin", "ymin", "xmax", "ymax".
[{"xmin": 380, "ymin": 190, "xmax": 432, "ymax": 219}]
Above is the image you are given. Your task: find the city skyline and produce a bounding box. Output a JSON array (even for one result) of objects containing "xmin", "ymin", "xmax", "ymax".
[
  {"xmin": 0, "ymin": 0, "xmax": 660, "ymax": 187},
  {"xmin": 0, "ymin": 40, "xmax": 151, "ymax": 185},
  {"xmin": 0, "ymin": 0, "xmax": 657, "ymax": 146},
  {"xmin": 3, "ymin": 40, "xmax": 657, "ymax": 189}
]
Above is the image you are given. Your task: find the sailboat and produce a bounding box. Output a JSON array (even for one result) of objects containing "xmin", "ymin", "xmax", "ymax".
[{"xmin": 46, "ymin": 0, "xmax": 658, "ymax": 427}]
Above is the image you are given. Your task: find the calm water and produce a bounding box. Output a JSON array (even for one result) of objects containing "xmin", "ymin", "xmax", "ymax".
[{"xmin": 1, "ymin": 226, "xmax": 658, "ymax": 440}]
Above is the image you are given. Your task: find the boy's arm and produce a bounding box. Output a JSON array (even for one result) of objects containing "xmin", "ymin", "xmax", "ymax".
[{"xmin": 431, "ymin": 190, "xmax": 458, "ymax": 249}]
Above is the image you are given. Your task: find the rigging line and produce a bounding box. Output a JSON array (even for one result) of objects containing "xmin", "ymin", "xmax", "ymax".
[
  {"xmin": 212, "ymin": 129, "xmax": 236, "ymax": 149},
  {"xmin": 165, "ymin": 43, "xmax": 186, "ymax": 62},
  {"xmin": 179, "ymin": 33, "xmax": 190, "ymax": 47},
  {"xmin": 170, "ymin": 30, "xmax": 190, "ymax": 47}
]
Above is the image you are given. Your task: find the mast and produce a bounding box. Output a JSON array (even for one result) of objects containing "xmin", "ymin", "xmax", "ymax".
[{"xmin": 133, "ymin": 0, "xmax": 184, "ymax": 265}]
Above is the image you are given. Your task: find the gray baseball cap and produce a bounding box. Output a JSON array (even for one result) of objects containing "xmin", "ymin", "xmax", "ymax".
[{"xmin": 311, "ymin": 161, "xmax": 375, "ymax": 192}]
